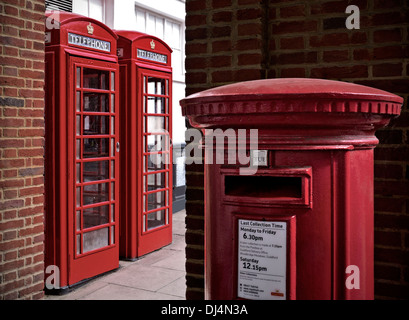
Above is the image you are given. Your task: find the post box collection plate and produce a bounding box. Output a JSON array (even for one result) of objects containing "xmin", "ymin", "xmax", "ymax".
[{"xmin": 238, "ymin": 219, "xmax": 287, "ymax": 300}]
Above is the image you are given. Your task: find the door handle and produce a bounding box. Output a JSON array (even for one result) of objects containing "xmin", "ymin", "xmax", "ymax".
[{"xmin": 116, "ymin": 141, "xmax": 120, "ymax": 152}]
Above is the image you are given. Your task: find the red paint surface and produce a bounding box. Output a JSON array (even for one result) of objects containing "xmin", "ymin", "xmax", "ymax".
[{"xmin": 180, "ymin": 78, "xmax": 403, "ymax": 300}]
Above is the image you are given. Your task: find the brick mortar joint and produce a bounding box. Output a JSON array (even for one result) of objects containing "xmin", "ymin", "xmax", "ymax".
[
  {"xmin": 185, "ymin": 273, "xmax": 205, "ymax": 280},
  {"xmin": 186, "ymin": 243, "xmax": 205, "ymax": 249},
  {"xmin": 186, "ymin": 258, "xmax": 205, "ymax": 264}
]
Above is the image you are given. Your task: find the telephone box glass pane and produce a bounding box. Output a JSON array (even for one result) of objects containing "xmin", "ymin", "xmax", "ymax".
[
  {"xmin": 83, "ymin": 228, "xmax": 109, "ymax": 253},
  {"xmin": 83, "ymin": 182, "xmax": 109, "ymax": 205},
  {"xmin": 76, "ymin": 67, "xmax": 81, "ymax": 88},
  {"xmin": 147, "ymin": 210, "xmax": 166, "ymax": 230},
  {"xmin": 83, "ymin": 138, "xmax": 109, "ymax": 158},
  {"xmin": 83, "ymin": 205, "xmax": 109, "ymax": 229},
  {"xmin": 110, "ymin": 160, "xmax": 114, "ymax": 179},
  {"xmin": 76, "ymin": 139, "xmax": 81, "ymax": 159},
  {"xmin": 147, "ymin": 191, "xmax": 166, "ymax": 211},
  {"xmin": 76, "ymin": 187, "xmax": 81, "ymax": 207},
  {"xmin": 146, "ymin": 154, "xmax": 167, "ymax": 172},
  {"xmin": 83, "ymin": 160, "xmax": 109, "ymax": 182},
  {"xmin": 147, "ymin": 172, "xmax": 166, "ymax": 191},
  {"xmin": 147, "ymin": 97, "xmax": 165, "ymax": 114},
  {"xmin": 147, "ymin": 77, "xmax": 166, "ymax": 95},
  {"xmin": 83, "ymin": 115, "xmax": 109, "ymax": 135},
  {"xmin": 83, "ymin": 68, "xmax": 109, "ymax": 90},
  {"xmin": 76, "ymin": 235, "xmax": 81, "ymax": 254},
  {"xmin": 147, "ymin": 116, "xmax": 165, "ymax": 133},
  {"xmin": 110, "ymin": 204, "xmax": 115, "ymax": 222},
  {"xmin": 83, "ymin": 93, "xmax": 109, "ymax": 112},
  {"xmin": 110, "ymin": 72, "xmax": 115, "ymax": 91},
  {"xmin": 76, "ymin": 92, "xmax": 81, "ymax": 111},
  {"xmin": 76, "ymin": 116, "xmax": 81, "ymax": 135},
  {"xmin": 146, "ymin": 134, "xmax": 167, "ymax": 152},
  {"xmin": 76, "ymin": 211, "xmax": 81, "ymax": 231},
  {"xmin": 110, "ymin": 94, "xmax": 115, "ymax": 113},
  {"xmin": 111, "ymin": 138, "xmax": 115, "ymax": 156},
  {"xmin": 76, "ymin": 163, "xmax": 81, "ymax": 182}
]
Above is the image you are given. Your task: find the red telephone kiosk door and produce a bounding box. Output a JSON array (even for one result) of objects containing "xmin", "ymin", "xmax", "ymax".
[
  {"xmin": 69, "ymin": 57, "xmax": 119, "ymax": 284},
  {"xmin": 139, "ymin": 68, "xmax": 172, "ymax": 255},
  {"xmin": 44, "ymin": 12, "xmax": 119, "ymax": 288},
  {"xmin": 116, "ymin": 31, "xmax": 173, "ymax": 259}
]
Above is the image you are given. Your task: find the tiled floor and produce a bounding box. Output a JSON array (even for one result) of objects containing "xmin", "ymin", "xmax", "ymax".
[{"xmin": 44, "ymin": 210, "xmax": 186, "ymax": 300}]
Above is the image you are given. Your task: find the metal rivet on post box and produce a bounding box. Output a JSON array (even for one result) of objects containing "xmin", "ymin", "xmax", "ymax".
[{"xmin": 180, "ymin": 78, "xmax": 403, "ymax": 300}]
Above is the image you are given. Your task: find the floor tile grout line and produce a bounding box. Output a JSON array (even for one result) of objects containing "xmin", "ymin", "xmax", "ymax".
[
  {"xmin": 155, "ymin": 275, "xmax": 187, "ymax": 297},
  {"xmin": 79, "ymin": 282, "xmax": 185, "ymax": 300}
]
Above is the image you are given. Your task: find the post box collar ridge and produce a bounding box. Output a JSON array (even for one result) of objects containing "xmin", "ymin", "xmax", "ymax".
[{"xmin": 180, "ymin": 78, "xmax": 403, "ymax": 116}]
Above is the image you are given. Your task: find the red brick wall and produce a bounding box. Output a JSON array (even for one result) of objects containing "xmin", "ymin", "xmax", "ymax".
[
  {"xmin": 0, "ymin": 0, "xmax": 45, "ymax": 300},
  {"xmin": 185, "ymin": 0, "xmax": 409, "ymax": 299},
  {"xmin": 185, "ymin": 0, "xmax": 269, "ymax": 300}
]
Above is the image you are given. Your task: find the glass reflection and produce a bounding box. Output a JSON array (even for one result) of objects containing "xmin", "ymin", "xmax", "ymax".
[
  {"xmin": 83, "ymin": 228, "xmax": 109, "ymax": 253},
  {"xmin": 83, "ymin": 93, "xmax": 109, "ymax": 112},
  {"xmin": 147, "ymin": 97, "xmax": 165, "ymax": 114},
  {"xmin": 83, "ymin": 138, "xmax": 109, "ymax": 158},
  {"xmin": 146, "ymin": 154, "xmax": 167, "ymax": 172},
  {"xmin": 83, "ymin": 205, "xmax": 109, "ymax": 229},
  {"xmin": 83, "ymin": 160, "xmax": 109, "ymax": 182},
  {"xmin": 83, "ymin": 182, "xmax": 109, "ymax": 205},
  {"xmin": 147, "ymin": 172, "xmax": 166, "ymax": 191},
  {"xmin": 147, "ymin": 191, "xmax": 166, "ymax": 211},
  {"xmin": 83, "ymin": 115, "xmax": 109, "ymax": 135},
  {"xmin": 147, "ymin": 77, "xmax": 166, "ymax": 95},
  {"xmin": 147, "ymin": 116, "xmax": 165, "ymax": 133},
  {"xmin": 83, "ymin": 68, "xmax": 109, "ymax": 90},
  {"xmin": 147, "ymin": 210, "xmax": 166, "ymax": 230}
]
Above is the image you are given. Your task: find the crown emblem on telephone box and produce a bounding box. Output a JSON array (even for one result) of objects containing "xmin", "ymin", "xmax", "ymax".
[{"xmin": 87, "ymin": 23, "xmax": 94, "ymax": 35}]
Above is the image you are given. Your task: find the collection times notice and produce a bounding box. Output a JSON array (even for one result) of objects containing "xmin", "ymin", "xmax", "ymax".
[{"xmin": 237, "ymin": 219, "xmax": 287, "ymax": 300}]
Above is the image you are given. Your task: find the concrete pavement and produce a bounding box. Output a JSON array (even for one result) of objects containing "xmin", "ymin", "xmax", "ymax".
[{"xmin": 44, "ymin": 210, "xmax": 186, "ymax": 300}]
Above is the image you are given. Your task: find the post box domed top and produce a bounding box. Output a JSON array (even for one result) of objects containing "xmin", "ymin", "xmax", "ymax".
[
  {"xmin": 181, "ymin": 78, "xmax": 402, "ymax": 113},
  {"xmin": 180, "ymin": 78, "xmax": 403, "ymax": 129}
]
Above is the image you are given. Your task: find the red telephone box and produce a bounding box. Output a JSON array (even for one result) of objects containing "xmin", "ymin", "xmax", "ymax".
[
  {"xmin": 44, "ymin": 11, "xmax": 120, "ymax": 288},
  {"xmin": 115, "ymin": 30, "xmax": 173, "ymax": 259}
]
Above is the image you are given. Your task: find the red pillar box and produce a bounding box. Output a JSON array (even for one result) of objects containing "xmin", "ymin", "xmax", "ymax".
[
  {"xmin": 180, "ymin": 78, "xmax": 403, "ymax": 300},
  {"xmin": 44, "ymin": 11, "xmax": 120, "ymax": 289},
  {"xmin": 115, "ymin": 31, "xmax": 173, "ymax": 259}
]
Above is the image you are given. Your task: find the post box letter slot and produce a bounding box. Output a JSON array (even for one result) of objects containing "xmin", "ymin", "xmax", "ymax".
[
  {"xmin": 225, "ymin": 176, "xmax": 302, "ymax": 199},
  {"xmin": 221, "ymin": 167, "xmax": 312, "ymax": 208}
]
